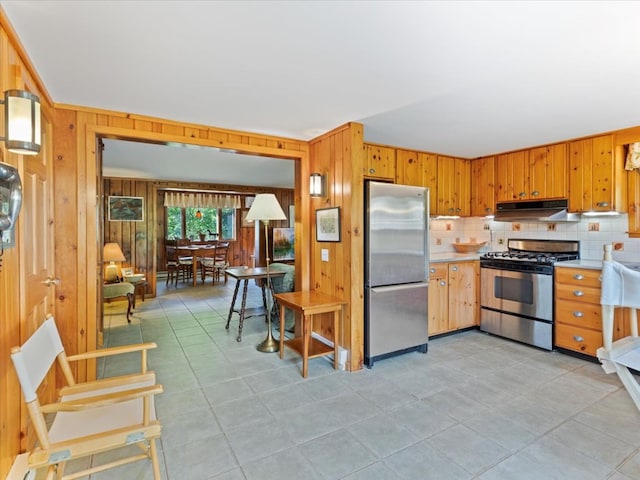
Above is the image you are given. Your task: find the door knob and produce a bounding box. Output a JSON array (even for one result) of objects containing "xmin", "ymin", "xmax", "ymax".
[{"xmin": 41, "ymin": 276, "xmax": 60, "ymax": 287}]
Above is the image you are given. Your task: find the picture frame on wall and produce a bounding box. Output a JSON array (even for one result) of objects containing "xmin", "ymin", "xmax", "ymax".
[
  {"xmin": 316, "ymin": 207, "xmax": 341, "ymax": 242},
  {"xmin": 108, "ymin": 196, "xmax": 144, "ymax": 221},
  {"xmin": 273, "ymin": 227, "xmax": 295, "ymax": 261}
]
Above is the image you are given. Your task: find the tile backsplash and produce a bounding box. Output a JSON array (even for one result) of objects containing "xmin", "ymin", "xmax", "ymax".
[{"xmin": 430, "ymin": 214, "xmax": 640, "ymax": 262}]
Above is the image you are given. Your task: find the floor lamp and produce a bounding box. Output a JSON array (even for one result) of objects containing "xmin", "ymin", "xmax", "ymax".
[{"xmin": 245, "ymin": 193, "xmax": 287, "ymax": 352}]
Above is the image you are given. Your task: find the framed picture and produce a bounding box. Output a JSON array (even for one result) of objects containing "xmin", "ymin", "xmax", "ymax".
[
  {"xmin": 273, "ymin": 227, "xmax": 295, "ymax": 261},
  {"xmin": 316, "ymin": 207, "xmax": 341, "ymax": 242},
  {"xmin": 108, "ymin": 196, "xmax": 144, "ymax": 221},
  {"xmin": 241, "ymin": 210, "xmax": 254, "ymax": 228}
]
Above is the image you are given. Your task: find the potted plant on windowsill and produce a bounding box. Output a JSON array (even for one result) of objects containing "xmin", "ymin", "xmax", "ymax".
[{"xmin": 198, "ymin": 232, "xmax": 206, "ymax": 242}]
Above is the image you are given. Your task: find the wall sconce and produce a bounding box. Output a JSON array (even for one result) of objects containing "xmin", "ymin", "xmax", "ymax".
[
  {"xmin": 0, "ymin": 90, "xmax": 41, "ymax": 155},
  {"xmin": 103, "ymin": 242, "xmax": 126, "ymax": 283},
  {"xmin": 309, "ymin": 173, "xmax": 326, "ymax": 197}
]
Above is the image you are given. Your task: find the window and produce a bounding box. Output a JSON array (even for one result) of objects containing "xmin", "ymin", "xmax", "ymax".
[{"xmin": 166, "ymin": 207, "xmax": 236, "ymax": 240}]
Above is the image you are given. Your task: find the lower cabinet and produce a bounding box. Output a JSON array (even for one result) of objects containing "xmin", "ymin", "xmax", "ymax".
[
  {"xmin": 428, "ymin": 261, "xmax": 479, "ymax": 336},
  {"xmin": 554, "ymin": 267, "xmax": 630, "ymax": 356}
]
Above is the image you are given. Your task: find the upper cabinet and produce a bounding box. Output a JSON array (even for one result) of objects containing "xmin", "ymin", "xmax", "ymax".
[
  {"xmin": 470, "ymin": 156, "xmax": 495, "ymax": 216},
  {"xmin": 396, "ymin": 149, "xmax": 437, "ymax": 215},
  {"xmin": 436, "ymin": 155, "xmax": 470, "ymax": 216},
  {"xmin": 568, "ymin": 134, "xmax": 626, "ymax": 213},
  {"xmin": 496, "ymin": 144, "xmax": 567, "ymax": 202},
  {"xmin": 364, "ymin": 144, "xmax": 396, "ymax": 180}
]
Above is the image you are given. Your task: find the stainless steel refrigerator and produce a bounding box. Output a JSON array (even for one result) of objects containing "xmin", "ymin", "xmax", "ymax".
[{"xmin": 364, "ymin": 181, "xmax": 429, "ymax": 367}]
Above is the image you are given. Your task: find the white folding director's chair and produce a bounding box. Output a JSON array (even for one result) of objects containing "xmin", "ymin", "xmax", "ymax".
[
  {"xmin": 10, "ymin": 314, "xmax": 163, "ymax": 480},
  {"xmin": 597, "ymin": 244, "xmax": 640, "ymax": 411}
]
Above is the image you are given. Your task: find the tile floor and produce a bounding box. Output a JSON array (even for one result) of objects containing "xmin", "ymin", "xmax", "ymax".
[{"xmin": 80, "ymin": 279, "xmax": 640, "ymax": 479}]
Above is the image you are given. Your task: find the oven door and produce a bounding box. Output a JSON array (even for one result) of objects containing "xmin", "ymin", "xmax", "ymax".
[{"xmin": 480, "ymin": 266, "xmax": 553, "ymax": 321}]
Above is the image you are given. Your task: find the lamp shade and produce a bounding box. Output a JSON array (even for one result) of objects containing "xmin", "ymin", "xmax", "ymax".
[
  {"xmin": 103, "ymin": 242, "xmax": 126, "ymax": 262},
  {"xmin": 3, "ymin": 90, "xmax": 41, "ymax": 155},
  {"xmin": 245, "ymin": 194, "xmax": 286, "ymax": 222}
]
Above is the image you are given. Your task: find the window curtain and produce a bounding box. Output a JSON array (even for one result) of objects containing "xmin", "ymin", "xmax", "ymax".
[
  {"xmin": 625, "ymin": 142, "xmax": 640, "ymax": 171},
  {"xmin": 163, "ymin": 192, "xmax": 241, "ymax": 209}
]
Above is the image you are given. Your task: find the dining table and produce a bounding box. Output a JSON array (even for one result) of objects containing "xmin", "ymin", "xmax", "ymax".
[{"xmin": 176, "ymin": 245, "xmax": 218, "ymax": 286}]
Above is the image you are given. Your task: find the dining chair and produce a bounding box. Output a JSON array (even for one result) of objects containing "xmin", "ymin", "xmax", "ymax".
[
  {"xmin": 199, "ymin": 246, "xmax": 218, "ymax": 284},
  {"xmin": 10, "ymin": 314, "xmax": 163, "ymax": 480},
  {"xmin": 213, "ymin": 241, "xmax": 230, "ymax": 284},
  {"xmin": 166, "ymin": 245, "xmax": 188, "ymax": 286}
]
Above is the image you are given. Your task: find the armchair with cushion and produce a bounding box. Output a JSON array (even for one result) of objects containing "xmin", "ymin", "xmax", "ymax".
[
  {"xmin": 103, "ymin": 282, "xmax": 135, "ymax": 322},
  {"xmin": 268, "ymin": 262, "xmax": 295, "ymax": 331}
]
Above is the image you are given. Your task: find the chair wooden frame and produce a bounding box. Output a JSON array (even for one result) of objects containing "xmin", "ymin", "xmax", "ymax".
[
  {"xmin": 598, "ymin": 243, "xmax": 640, "ymax": 412},
  {"xmin": 10, "ymin": 314, "xmax": 163, "ymax": 480}
]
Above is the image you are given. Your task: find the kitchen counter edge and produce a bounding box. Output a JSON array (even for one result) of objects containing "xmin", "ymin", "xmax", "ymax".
[{"xmin": 430, "ymin": 253, "xmax": 481, "ymax": 263}]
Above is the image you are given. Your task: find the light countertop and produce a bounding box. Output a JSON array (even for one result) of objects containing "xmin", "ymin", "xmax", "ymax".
[
  {"xmin": 555, "ymin": 259, "xmax": 640, "ymax": 271},
  {"xmin": 430, "ymin": 253, "xmax": 481, "ymax": 263}
]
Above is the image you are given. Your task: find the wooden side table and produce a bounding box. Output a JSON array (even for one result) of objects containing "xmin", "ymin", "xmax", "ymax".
[{"xmin": 274, "ymin": 291, "xmax": 347, "ymax": 378}]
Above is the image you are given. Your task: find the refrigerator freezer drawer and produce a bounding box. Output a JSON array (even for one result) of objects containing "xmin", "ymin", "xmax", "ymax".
[{"xmin": 365, "ymin": 282, "xmax": 429, "ymax": 366}]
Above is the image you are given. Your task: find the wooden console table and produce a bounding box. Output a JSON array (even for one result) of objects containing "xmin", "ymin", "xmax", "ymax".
[{"xmin": 274, "ymin": 291, "xmax": 346, "ymax": 378}]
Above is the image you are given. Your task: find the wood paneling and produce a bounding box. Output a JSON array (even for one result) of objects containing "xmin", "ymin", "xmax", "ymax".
[
  {"xmin": 0, "ymin": 11, "xmax": 55, "ymax": 477},
  {"xmin": 309, "ymin": 123, "xmax": 362, "ymax": 371}
]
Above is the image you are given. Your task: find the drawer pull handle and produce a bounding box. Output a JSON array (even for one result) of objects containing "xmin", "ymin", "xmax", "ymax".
[
  {"xmin": 573, "ymin": 311, "xmax": 584, "ymax": 318},
  {"xmin": 573, "ymin": 274, "xmax": 584, "ymax": 280},
  {"xmin": 573, "ymin": 335, "xmax": 584, "ymax": 342},
  {"xmin": 439, "ymin": 281, "xmax": 446, "ymax": 286},
  {"xmin": 429, "ymin": 268, "xmax": 436, "ymax": 273},
  {"xmin": 573, "ymin": 290, "xmax": 584, "ymax": 297},
  {"xmin": 451, "ymin": 266, "xmax": 458, "ymax": 272},
  {"xmin": 596, "ymin": 202, "xmax": 609, "ymax": 208},
  {"xmin": 531, "ymin": 191, "xmax": 540, "ymax": 197}
]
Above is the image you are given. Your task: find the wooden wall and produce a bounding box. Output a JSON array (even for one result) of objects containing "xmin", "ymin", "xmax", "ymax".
[
  {"xmin": 104, "ymin": 176, "xmax": 293, "ymax": 297},
  {"xmin": 0, "ymin": 9, "xmax": 56, "ymax": 477},
  {"xmin": 308, "ymin": 123, "xmax": 365, "ymax": 371}
]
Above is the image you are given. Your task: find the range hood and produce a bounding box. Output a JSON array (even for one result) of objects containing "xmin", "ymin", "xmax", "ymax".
[{"xmin": 493, "ymin": 199, "xmax": 580, "ymax": 222}]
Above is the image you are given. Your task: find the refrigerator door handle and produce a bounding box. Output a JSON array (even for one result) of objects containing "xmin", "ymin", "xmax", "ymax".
[{"xmin": 370, "ymin": 282, "xmax": 429, "ymax": 294}]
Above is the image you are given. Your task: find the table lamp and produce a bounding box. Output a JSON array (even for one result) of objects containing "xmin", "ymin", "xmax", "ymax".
[
  {"xmin": 245, "ymin": 193, "xmax": 287, "ymax": 352},
  {"xmin": 103, "ymin": 242, "xmax": 126, "ymax": 283}
]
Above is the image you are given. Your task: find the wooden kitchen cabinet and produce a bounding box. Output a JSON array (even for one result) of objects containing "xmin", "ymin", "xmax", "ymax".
[
  {"xmin": 554, "ymin": 267, "xmax": 628, "ymax": 356},
  {"xmin": 470, "ymin": 156, "xmax": 496, "ymax": 216},
  {"xmin": 436, "ymin": 155, "xmax": 470, "ymax": 216},
  {"xmin": 396, "ymin": 149, "xmax": 437, "ymax": 215},
  {"xmin": 428, "ymin": 261, "xmax": 479, "ymax": 336},
  {"xmin": 364, "ymin": 144, "xmax": 396, "ymax": 180},
  {"xmin": 496, "ymin": 144, "xmax": 567, "ymax": 202},
  {"xmin": 568, "ymin": 134, "xmax": 626, "ymax": 213}
]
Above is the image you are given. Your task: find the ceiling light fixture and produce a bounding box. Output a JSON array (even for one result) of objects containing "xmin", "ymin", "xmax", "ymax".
[
  {"xmin": 0, "ymin": 90, "xmax": 41, "ymax": 155},
  {"xmin": 195, "ymin": 210, "xmax": 202, "ymax": 219}
]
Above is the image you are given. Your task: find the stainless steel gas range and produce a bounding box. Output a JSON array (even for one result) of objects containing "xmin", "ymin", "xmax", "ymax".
[{"xmin": 480, "ymin": 239, "xmax": 580, "ymax": 350}]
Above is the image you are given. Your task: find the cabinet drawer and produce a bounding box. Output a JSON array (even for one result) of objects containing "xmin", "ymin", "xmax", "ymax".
[
  {"xmin": 555, "ymin": 283, "xmax": 600, "ymax": 304},
  {"xmin": 428, "ymin": 264, "xmax": 448, "ymax": 279},
  {"xmin": 556, "ymin": 300, "xmax": 601, "ymax": 330},
  {"xmin": 555, "ymin": 323, "xmax": 602, "ymax": 356},
  {"xmin": 555, "ymin": 268, "xmax": 601, "ymax": 288}
]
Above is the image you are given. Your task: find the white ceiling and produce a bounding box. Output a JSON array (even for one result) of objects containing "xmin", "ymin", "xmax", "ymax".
[{"xmin": 4, "ymin": 1, "xmax": 640, "ymax": 188}]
